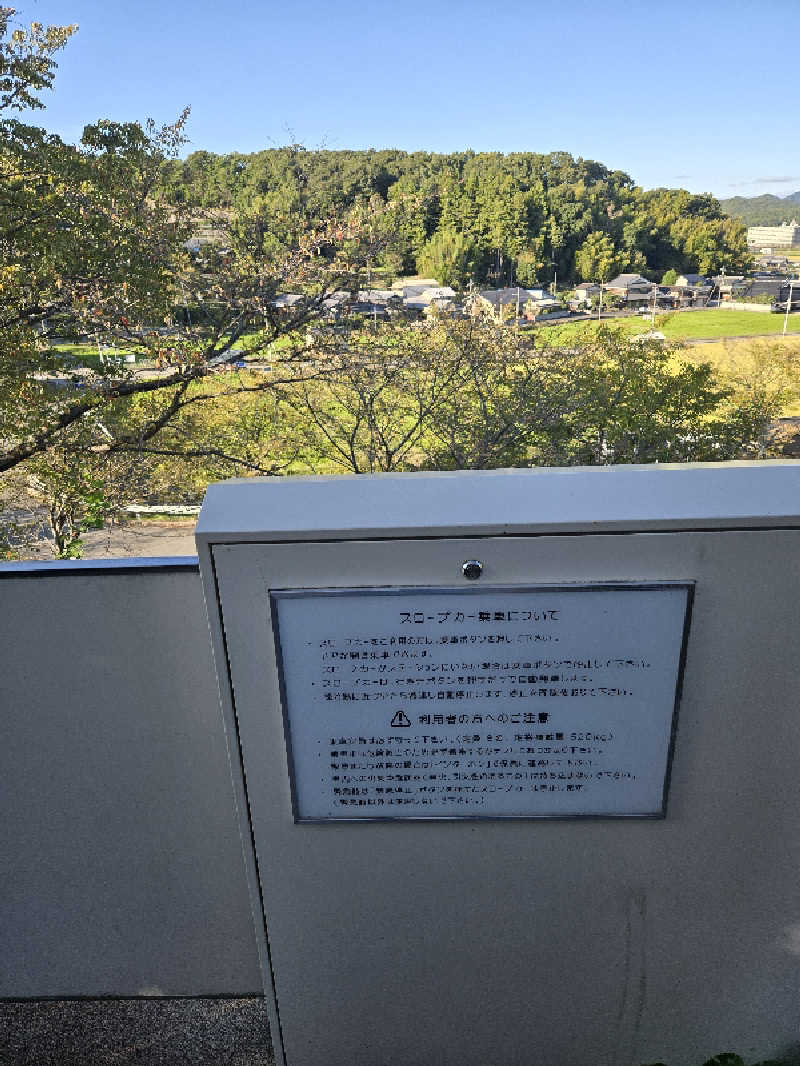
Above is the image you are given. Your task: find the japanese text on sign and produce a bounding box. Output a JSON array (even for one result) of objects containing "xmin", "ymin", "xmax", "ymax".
[{"xmin": 270, "ymin": 584, "xmax": 691, "ymax": 821}]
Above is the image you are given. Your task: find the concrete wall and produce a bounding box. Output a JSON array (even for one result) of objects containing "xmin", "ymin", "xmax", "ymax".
[
  {"xmin": 6, "ymin": 458, "xmax": 800, "ymax": 1066},
  {"xmin": 197, "ymin": 466, "xmax": 800, "ymax": 1066},
  {"xmin": 715, "ymin": 300, "xmax": 773, "ymax": 312},
  {"xmin": 0, "ymin": 559, "xmax": 262, "ymax": 998}
]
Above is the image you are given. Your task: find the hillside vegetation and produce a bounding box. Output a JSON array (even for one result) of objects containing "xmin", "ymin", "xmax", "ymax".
[
  {"xmin": 720, "ymin": 191, "xmax": 800, "ymax": 226},
  {"xmin": 160, "ymin": 148, "xmax": 751, "ymax": 287}
]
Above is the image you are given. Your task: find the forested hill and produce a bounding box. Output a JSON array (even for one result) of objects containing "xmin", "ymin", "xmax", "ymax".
[
  {"xmin": 159, "ymin": 148, "xmax": 750, "ymax": 286},
  {"xmin": 720, "ymin": 191, "xmax": 800, "ymax": 226}
]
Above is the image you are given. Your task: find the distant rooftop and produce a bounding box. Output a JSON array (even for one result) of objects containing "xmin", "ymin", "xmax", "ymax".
[
  {"xmin": 478, "ymin": 287, "xmax": 537, "ymax": 306},
  {"xmin": 606, "ymin": 274, "xmax": 651, "ymax": 288}
]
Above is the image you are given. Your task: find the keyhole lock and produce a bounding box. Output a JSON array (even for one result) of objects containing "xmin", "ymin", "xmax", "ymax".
[{"xmin": 462, "ymin": 559, "xmax": 483, "ymax": 581}]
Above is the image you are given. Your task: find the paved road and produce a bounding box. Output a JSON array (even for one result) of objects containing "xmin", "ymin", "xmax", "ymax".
[{"xmin": 2, "ymin": 998, "xmax": 273, "ymax": 1066}]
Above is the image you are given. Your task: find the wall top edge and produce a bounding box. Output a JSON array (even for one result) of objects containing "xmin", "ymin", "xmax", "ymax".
[
  {"xmin": 0, "ymin": 556, "xmax": 199, "ymax": 576},
  {"xmin": 195, "ymin": 463, "xmax": 800, "ymax": 540}
]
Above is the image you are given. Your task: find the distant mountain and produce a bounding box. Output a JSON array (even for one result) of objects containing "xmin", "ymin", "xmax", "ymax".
[{"xmin": 721, "ymin": 192, "xmax": 800, "ymax": 225}]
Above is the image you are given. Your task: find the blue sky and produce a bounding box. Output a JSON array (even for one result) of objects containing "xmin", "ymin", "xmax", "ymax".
[{"xmin": 14, "ymin": 0, "xmax": 800, "ymax": 200}]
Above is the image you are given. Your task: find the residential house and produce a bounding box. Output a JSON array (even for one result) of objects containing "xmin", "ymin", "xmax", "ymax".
[
  {"xmin": 353, "ymin": 289, "xmax": 403, "ymax": 315},
  {"xmin": 746, "ymin": 277, "xmax": 787, "ymax": 303},
  {"xmin": 271, "ymin": 293, "xmax": 306, "ymax": 312},
  {"xmin": 757, "ymin": 255, "xmax": 790, "ymax": 271},
  {"xmin": 652, "ymin": 286, "xmax": 686, "ymax": 310},
  {"xmin": 604, "ymin": 274, "xmax": 655, "ymax": 308},
  {"xmin": 632, "ymin": 286, "xmax": 685, "ymax": 312},
  {"xmin": 674, "ymin": 274, "xmax": 709, "ymax": 289},
  {"xmin": 473, "ymin": 287, "xmax": 563, "ymax": 322},
  {"xmin": 394, "ymin": 278, "xmax": 440, "ymax": 293},
  {"xmin": 403, "ymin": 286, "xmax": 458, "ymax": 314},
  {"xmin": 321, "ymin": 290, "xmax": 352, "ymax": 318},
  {"xmin": 712, "ymin": 275, "xmax": 749, "ymax": 301},
  {"xmin": 670, "ymin": 275, "xmax": 713, "ymax": 307},
  {"xmin": 569, "ymin": 282, "xmax": 602, "ymax": 310},
  {"xmin": 523, "ymin": 288, "xmax": 566, "ymax": 320},
  {"xmin": 394, "ymin": 279, "xmax": 440, "ymax": 306}
]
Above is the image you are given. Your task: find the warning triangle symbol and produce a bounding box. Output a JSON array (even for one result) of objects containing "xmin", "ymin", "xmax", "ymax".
[{"xmin": 390, "ymin": 710, "xmax": 411, "ymax": 727}]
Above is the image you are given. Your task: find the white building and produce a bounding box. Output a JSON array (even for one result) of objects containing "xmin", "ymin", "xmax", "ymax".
[{"xmin": 747, "ymin": 221, "xmax": 800, "ymax": 248}]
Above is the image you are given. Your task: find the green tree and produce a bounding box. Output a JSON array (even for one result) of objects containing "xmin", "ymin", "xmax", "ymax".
[
  {"xmin": 0, "ymin": 6, "xmax": 193, "ymax": 472},
  {"xmin": 558, "ymin": 328, "xmax": 778, "ymax": 465},
  {"xmin": 661, "ymin": 269, "xmax": 678, "ymax": 285},
  {"xmin": 279, "ymin": 324, "xmax": 472, "ymax": 474},
  {"xmin": 0, "ymin": 6, "xmax": 75, "ymax": 111},
  {"xmin": 514, "ymin": 243, "xmax": 546, "ymax": 287},
  {"xmin": 417, "ymin": 319, "xmax": 576, "ymax": 469},
  {"xmin": 20, "ymin": 443, "xmax": 146, "ymax": 557},
  {"xmin": 1, "ymin": 416, "xmax": 156, "ymax": 557},
  {"xmin": 417, "ymin": 228, "xmax": 480, "ymax": 289},
  {"xmin": 272, "ymin": 320, "xmax": 780, "ymax": 477},
  {"xmin": 0, "ymin": 9, "xmax": 405, "ymax": 557},
  {"xmin": 0, "ymin": 9, "xmax": 393, "ymax": 482},
  {"xmin": 671, "ymin": 215, "xmax": 752, "ymax": 276},
  {"xmin": 574, "ymin": 232, "xmax": 624, "ymax": 283}
]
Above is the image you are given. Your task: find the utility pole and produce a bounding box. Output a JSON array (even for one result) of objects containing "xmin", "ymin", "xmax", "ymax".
[{"xmin": 783, "ymin": 279, "xmax": 796, "ymax": 336}]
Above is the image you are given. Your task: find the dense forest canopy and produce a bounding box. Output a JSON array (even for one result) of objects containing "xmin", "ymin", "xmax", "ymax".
[
  {"xmin": 159, "ymin": 148, "xmax": 752, "ymax": 287},
  {"xmin": 719, "ymin": 191, "xmax": 800, "ymax": 227}
]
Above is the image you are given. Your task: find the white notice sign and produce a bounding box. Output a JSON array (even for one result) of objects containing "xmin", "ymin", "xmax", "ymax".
[{"xmin": 271, "ymin": 584, "xmax": 692, "ymax": 821}]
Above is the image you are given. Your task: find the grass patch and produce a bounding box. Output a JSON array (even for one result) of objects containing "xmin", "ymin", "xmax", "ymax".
[
  {"xmin": 683, "ymin": 337, "xmax": 800, "ymax": 416},
  {"xmin": 52, "ymin": 342, "xmax": 141, "ymax": 370},
  {"xmin": 544, "ymin": 309, "xmax": 800, "ymax": 344},
  {"xmin": 240, "ymin": 331, "xmax": 298, "ymax": 354},
  {"xmin": 542, "ymin": 317, "xmax": 800, "ymax": 418},
  {"xmin": 689, "ymin": 335, "xmax": 800, "ymax": 363},
  {"xmin": 544, "ymin": 317, "xmax": 648, "ymax": 343},
  {"xmin": 658, "ymin": 310, "xmax": 800, "ymax": 339}
]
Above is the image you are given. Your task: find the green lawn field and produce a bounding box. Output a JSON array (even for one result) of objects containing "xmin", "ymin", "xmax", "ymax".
[
  {"xmin": 52, "ymin": 342, "xmax": 139, "ymax": 369},
  {"xmin": 545, "ymin": 309, "xmax": 800, "ymax": 343}
]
